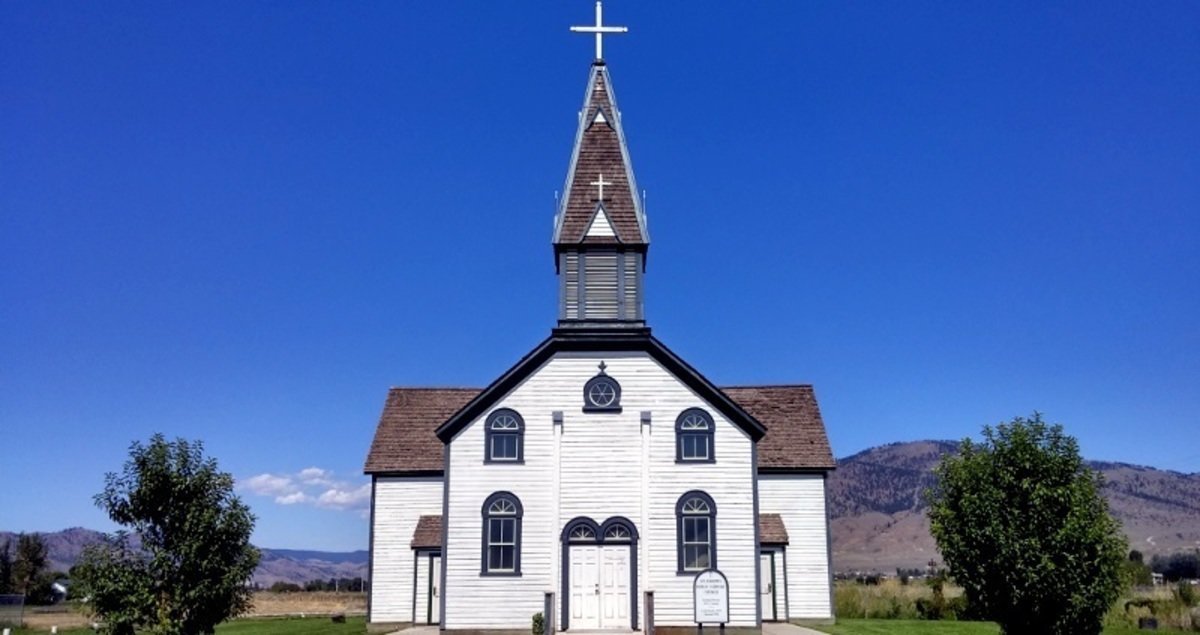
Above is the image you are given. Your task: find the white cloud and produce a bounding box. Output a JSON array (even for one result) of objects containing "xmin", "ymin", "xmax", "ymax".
[
  {"xmin": 298, "ymin": 467, "xmax": 333, "ymax": 485},
  {"xmin": 240, "ymin": 473, "xmax": 297, "ymax": 497},
  {"xmin": 275, "ymin": 491, "xmax": 311, "ymax": 505},
  {"xmin": 315, "ymin": 484, "xmax": 371, "ymax": 511},
  {"xmin": 240, "ymin": 468, "xmax": 367, "ymax": 515}
]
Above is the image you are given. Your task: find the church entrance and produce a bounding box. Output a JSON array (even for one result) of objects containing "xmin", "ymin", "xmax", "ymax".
[
  {"xmin": 561, "ymin": 517, "xmax": 638, "ymax": 630},
  {"xmin": 569, "ymin": 545, "xmax": 629, "ymax": 629}
]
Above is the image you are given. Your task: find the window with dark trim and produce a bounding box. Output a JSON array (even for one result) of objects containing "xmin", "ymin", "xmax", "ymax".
[
  {"xmin": 481, "ymin": 491, "xmax": 522, "ymax": 575},
  {"xmin": 485, "ymin": 409, "xmax": 524, "ymax": 463},
  {"xmin": 583, "ymin": 361, "xmax": 622, "ymax": 413},
  {"xmin": 676, "ymin": 490, "xmax": 716, "ymax": 573},
  {"xmin": 675, "ymin": 408, "xmax": 715, "ymax": 462}
]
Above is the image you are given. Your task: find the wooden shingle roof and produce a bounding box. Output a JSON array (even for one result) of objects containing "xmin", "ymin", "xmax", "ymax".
[
  {"xmin": 758, "ymin": 513, "xmax": 789, "ymax": 545},
  {"xmin": 363, "ymin": 388, "xmax": 474, "ymax": 474},
  {"xmin": 553, "ymin": 63, "xmax": 647, "ymax": 246},
  {"xmin": 364, "ymin": 383, "xmax": 834, "ymax": 474},
  {"xmin": 410, "ymin": 515, "xmax": 443, "ymax": 549},
  {"xmin": 724, "ymin": 385, "xmax": 837, "ymax": 471}
]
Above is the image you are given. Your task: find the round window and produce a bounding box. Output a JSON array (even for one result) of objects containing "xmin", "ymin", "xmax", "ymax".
[{"xmin": 587, "ymin": 379, "xmax": 618, "ymax": 408}]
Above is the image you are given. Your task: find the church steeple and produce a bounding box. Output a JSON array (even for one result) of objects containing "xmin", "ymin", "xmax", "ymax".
[{"xmin": 555, "ymin": 3, "xmax": 648, "ymax": 328}]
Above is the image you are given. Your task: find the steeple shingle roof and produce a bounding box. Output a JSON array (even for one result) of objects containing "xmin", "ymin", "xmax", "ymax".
[{"xmin": 553, "ymin": 63, "xmax": 648, "ymax": 246}]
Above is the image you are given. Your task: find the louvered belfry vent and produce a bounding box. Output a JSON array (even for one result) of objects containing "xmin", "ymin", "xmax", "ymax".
[{"xmin": 553, "ymin": 62, "xmax": 648, "ymax": 329}]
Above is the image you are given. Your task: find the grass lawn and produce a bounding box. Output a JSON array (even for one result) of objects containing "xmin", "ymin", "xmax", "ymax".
[
  {"xmin": 6, "ymin": 615, "xmax": 366, "ymax": 635},
  {"xmin": 808, "ymin": 619, "xmax": 1187, "ymax": 635},
  {"xmin": 808, "ymin": 620, "xmax": 999, "ymax": 635}
]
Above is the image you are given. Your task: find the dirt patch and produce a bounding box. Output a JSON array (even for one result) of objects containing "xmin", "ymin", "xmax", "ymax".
[{"xmin": 20, "ymin": 607, "xmax": 93, "ymax": 630}]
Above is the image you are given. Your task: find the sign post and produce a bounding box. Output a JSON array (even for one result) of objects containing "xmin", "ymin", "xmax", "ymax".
[{"xmin": 693, "ymin": 569, "xmax": 729, "ymax": 635}]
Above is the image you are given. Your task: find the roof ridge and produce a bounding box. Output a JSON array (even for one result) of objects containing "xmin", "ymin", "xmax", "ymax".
[
  {"xmin": 388, "ymin": 386, "xmax": 483, "ymax": 391},
  {"xmin": 721, "ymin": 383, "xmax": 814, "ymax": 389}
]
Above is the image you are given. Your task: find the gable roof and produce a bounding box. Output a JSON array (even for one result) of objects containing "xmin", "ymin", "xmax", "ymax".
[
  {"xmin": 432, "ymin": 330, "xmax": 765, "ymax": 444},
  {"xmin": 553, "ymin": 63, "xmax": 648, "ymax": 246},
  {"xmin": 363, "ymin": 387, "xmax": 474, "ymax": 474},
  {"xmin": 725, "ymin": 385, "xmax": 836, "ymax": 471},
  {"xmin": 364, "ymin": 337, "xmax": 835, "ymax": 474}
]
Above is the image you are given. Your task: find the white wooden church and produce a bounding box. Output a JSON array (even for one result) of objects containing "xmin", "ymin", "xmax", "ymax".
[{"xmin": 365, "ymin": 4, "xmax": 835, "ymax": 632}]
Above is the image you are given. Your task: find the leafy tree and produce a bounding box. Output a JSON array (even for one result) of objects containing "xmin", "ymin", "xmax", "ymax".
[
  {"xmin": 12, "ymin": 533, "xmax": 48, "ymax": 596},
  {"xmin": 1128, "ymin": 549, "xmax": 1143, "ymax": 564},
  {"xmin": 925, "ymin": 414, "xmax": 1126, "ymax": 635},
  {"xmin": 0, "ymin": 539, "xmax": 12, "ymax": 593},
  {"xmin": 25, "ymin": 570, "xmax": 67, "ymax": 606},
  {"xmin": 1150, "ymin": 551, "xmax": 1200, "ymax": 582},
  {"xmin": 73, "ymin": 434, "xmax": 260, "ymax": 635}
]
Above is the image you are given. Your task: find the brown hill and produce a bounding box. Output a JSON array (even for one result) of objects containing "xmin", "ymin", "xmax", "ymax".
[
  {"xmin": 829, "ymin": 440, "xmax": 1200, "ymax": 572},
  {"xmin": 0, "ymin": 528, "xmax": 367, "ymax": 586}
]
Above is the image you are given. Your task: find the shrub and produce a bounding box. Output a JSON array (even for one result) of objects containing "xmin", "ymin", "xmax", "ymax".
[
  {"xmin": 1174, "ymin": 580, "xmax": 1197, "ymax": 607},
  {"xmin": 834, "ymin": 584, "xmax": 864, "ymax": 618},
  {"xmin": 531, "ymin": 611, "xmax": 544, "ymax": 635},
  {"xmin": 927, "ymin": 415, "xmax": 1126, "ymax": 635}
]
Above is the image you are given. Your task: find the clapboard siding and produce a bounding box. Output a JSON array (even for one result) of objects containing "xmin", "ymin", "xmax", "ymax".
[
  {"xmin": 757, "ymin": 475, "xmax": 832, "ymax": 619},
  {"xmin": 645, "ymin": 387, "xmax": 757, "ymax": 627},
  {"xmin": 371, "ymin": 476, "xmax": 444, "ymax": 624},
  {"xmin": 444, "ymin": 352, "xmax": 757, "ymax": 629},
  {"xmin": 585, "ymin": 209, "xmax": 616, "ymax": 237}
]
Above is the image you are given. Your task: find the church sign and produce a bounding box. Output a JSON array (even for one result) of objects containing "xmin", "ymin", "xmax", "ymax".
[{"xmin": 692, "ymin": 569, "xmax": 729, "ymax": 626}]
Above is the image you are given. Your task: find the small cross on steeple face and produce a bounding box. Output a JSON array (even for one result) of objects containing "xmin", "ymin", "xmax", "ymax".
[
  {"xmin": 590, "ymin": 173, "xmax": 613, "ymax": 202},
  {"xmin": 569, "ymin": 1, "xmax": 628, "ymax": 61}
]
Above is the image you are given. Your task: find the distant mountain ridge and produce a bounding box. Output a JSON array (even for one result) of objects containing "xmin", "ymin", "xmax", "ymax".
[
  {"xmin": 829, "ymin": 440, "xmax": 1200, "ymax": 572},
  {"xmin": 0, "ymin": 528, "xmax": 368, "ymax": 586},
  {"xmin": 8, "ymin": 441, "xmax": 1198, "ymax": 580}
]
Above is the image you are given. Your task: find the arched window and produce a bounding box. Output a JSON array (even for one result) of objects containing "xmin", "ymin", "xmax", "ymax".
[
  {"xmin": 563, "ymin": 517, "xmax": 601, "ymax": 544},
  {"xmin": 481, "ymin": 492, "xmax": 523, "ymax": 575},
  {"xmin": 485, "ymin": 409, "xmax": 524, "ymax": 463},
  {"xmin": 676, "ymin": 408, "xmax": 715, "ymax": 462},
  {"xmin": 676, "ymin": 491, "xmax": 717, "ymax": 572},
  {"xmin": 604, "ymin": 524, "xmax": 632, "ymax": 542}
]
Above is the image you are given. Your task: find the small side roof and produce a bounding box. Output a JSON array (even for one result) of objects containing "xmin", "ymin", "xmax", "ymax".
[
  {"xmin": 411, "ymin": 515, "xmax": 443, "ymax": 549},
  {"xmin": 759, "ymin": 513, "xmax": 789, "ymax": 545}
]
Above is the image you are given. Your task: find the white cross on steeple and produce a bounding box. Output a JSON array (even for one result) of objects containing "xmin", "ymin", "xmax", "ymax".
[
  {"xmin": 570, "ymin": 1, "xmax": 628, "ymax": 61},
  {"xmin": 590, "ymin": 173, "xmax": 613, "ymax": 202}
]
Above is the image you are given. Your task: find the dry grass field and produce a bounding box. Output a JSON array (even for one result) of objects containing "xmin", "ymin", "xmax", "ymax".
[
  {"xmin": 10, "ymin": 592, "xmax": 368, "ymax": 632},
  {"xmin": 248, "ymin": 591, "xmax": 367, "ymax": 617}
]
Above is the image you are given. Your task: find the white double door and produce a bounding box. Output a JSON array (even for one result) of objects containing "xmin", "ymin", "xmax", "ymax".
[{"xmin": 569, "ymin": 545, "xmax": 630, "ymax": 630}]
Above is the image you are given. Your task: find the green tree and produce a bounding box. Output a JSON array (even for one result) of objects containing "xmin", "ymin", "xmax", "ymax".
[
  {"xmin": 925, "ymin": 414, "xmax": 1126, "ymax": 635},
  {"xmin": 12, "ymin": 533, "xmax": 49, "ymax": 595},
  {"xmin": 0, "ymin": 538, "xmax": 13, "ymax": 593},
  {"xmin": 73, "ymin": 434, "xmax": 260, "ymax": 635}
]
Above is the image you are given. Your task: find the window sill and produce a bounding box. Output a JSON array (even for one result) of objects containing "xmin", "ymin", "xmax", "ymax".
[
  {"xmin": 480, "ymin": 571, "xmax": 523, "ymax": 577},
  {"xmin": 582, "ymin": 406, "xmax": 623, "ymax": 414},
  {"xmin": 483, "ymin": 459, "xmax": 525, "ymax": 465},
  {"xmin": 675, "ymin": 458, "xmax": 717, "ymax": 464},
  {"xmin": 676, "ymin": 569, "xmax": 712, "ymax": 576}
]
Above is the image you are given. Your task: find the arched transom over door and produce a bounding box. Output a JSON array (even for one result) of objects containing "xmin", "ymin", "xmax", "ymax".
[{"xmin": 561, "ymin": 517, "xmax": 639, "ymax": 631}]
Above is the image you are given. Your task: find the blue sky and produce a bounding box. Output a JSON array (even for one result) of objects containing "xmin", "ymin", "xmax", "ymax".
[{"xmin": 2, "ymin": 2, "xmax": 1197, "ymax": 551}]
